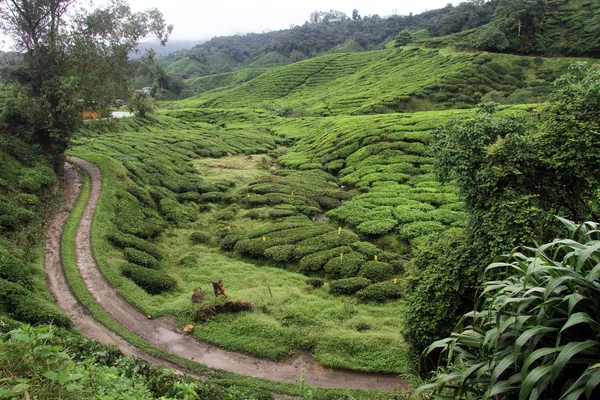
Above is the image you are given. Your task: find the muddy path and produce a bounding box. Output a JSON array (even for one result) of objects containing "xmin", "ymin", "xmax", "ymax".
[
  {"xmin": 55, "ymin": 156, "xmax": 405, "ymax": 391},
  {"xmin": 45, "ymin": 162, "xmax": 178, "ymax": 369}
]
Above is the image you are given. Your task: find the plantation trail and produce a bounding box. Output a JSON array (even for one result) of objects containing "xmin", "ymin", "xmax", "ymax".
[{"xmin": 46, "ymin": 156, "xmax": 406, "ymax": 391}]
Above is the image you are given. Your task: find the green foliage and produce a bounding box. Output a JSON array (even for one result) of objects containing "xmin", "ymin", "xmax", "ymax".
[
  {"xmin": 403, "ymin": 229, "xmax": 477, "ymax": 367},
  {"xmin": 121, "ymin": 263, "xmax": 177, "ymax": 295},
  {"xmin": 328, "ymin": 277, "xmax": 371, "ymax": 296},
  {"xmin": 358, "ymin": 261, "xmax": 394, "ymax": 283},
  {"xmin": 394, "ymin": 30, "xmax": 414, "ymax": 47},
  {"xmin": 114, "ymin": 190, "xmax": 166, "ymax": 239},
  {"xmin": 0, "ymin": 249, "xmax": 33, "ymax": 290},
  {"xmin": 418, "ymin": 219, "xmax": 600, "ymax": 399},
  {"xmin": 473, "ymin": 25, "xmax": 509, "ymax": 51},
  {"xmin": 356, "ymin": 281, "xmax": 402, "ymax": 302},
  {"xmin": 189, "ymin": 231, "xmax": 211, "ymax": 244},
  {"xmin": 123, "ymin": 248, "xmax": 160, "ymax": 270},
  {"xmin": 106, "ymin": 231, "xmax": 163, "ymax": 260},
  {"xmin": 0, "ymin": 278, "xmax": 71, "ymax": 327},
  {"xmin": 305, "ymin": 277, "xmax": 324, "ymax": 288},
  {"xmin": 324, "ymin": 252, "xmax": 366, "ymax": 279},
  {"xmin": 160, "ymin": 198, "xmax": 197, "ymax": 223},
  {"xmin": 433, "ymin": 64, "xmax": 600, "ymax": 264}
]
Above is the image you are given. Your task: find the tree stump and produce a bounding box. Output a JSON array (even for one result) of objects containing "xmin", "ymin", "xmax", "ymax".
[
  {"xmin": 191, "ymin": 288, "xmax": 204, "ymax": 303},
  {"xmin": 212, "ymin": 277, "xmax": 227, "ymax": 297}
]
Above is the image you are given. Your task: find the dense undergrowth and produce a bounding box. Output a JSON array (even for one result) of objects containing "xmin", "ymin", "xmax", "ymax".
[{"xmin": 0, "ymin": 133, "xmax": 70, "ymax": 328}]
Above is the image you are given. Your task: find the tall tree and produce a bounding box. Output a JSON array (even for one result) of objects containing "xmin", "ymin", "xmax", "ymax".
[{"xmin": 0, "ymin": 0, "xmax": 172, "ymax": 167}]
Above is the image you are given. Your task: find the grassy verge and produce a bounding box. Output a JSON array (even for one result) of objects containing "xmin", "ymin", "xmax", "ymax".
[{"xmin": 61, "ymin": 159, "xmax": 397, "ymax": 400}]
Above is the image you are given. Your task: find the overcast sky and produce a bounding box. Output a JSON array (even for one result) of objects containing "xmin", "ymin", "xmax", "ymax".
[{"xmin": 1, "ymin": 0, "xmax": 461, "ymax": 50}]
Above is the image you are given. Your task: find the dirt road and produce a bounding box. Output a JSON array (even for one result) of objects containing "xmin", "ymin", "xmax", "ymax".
[{"xmin": 46, "ymin": 156, "xmax": 405, "ymax": 391}]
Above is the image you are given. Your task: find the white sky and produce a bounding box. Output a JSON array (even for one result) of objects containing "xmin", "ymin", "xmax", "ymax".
[{"xmin": 1, "ymin": 0, "xmax": 461, "ymax": 50}]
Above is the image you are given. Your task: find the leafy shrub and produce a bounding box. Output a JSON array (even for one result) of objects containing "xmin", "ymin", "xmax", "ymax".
[
  {"xmin": 358, "ymin": 261, "xmax": 394, "ymax": 282},
  {"xmin": 106, "ymin": 231, "xmax": 163, "ymax": 260},
  {"xmin": 159, "ymin": 198, "xmax": 196, "ymax": 223},
  {"xmin": 356, "ymin": 281, "xmax": 402, "ymax": 302},
  {"xmin": 114, "ymin": 191, "xmax": 165, "ymax": 238},
  {"xmin": 123, "ymin": 248, "xmax": 160, "ymax": 269},
  {"xmin": 17, "ymin": 165, "xmax": 55, "ymax": 192},
  {"xmin": 356, "ymin": 219, "xmax": 398, "ymax": 235},
  {"xmin": 298, "ymin": 246, "xmax": 353, "ymax": 273},
  {"xmin": 121, "ymin": 263, "xmax": 177, "ymax": 295},
  {"xmin": 200, "ymin": 191, "xmax": 224, "ymax": 203},
  {"xmin": 263, "ymin": 245, "xmax": 294, "ymax": 262},
  {"xmin": 324, "ymin": 252, "xmax": 366, "ymax": 279},
  {"xmin": 178, "ymin": 253, "xmax": 198, "ymax": 268},
  {"xmin": 418, "ymin": 220, "xmax": 600, "ymax": 399},
  {"xmin": 0, "ymin": 249, "xmax": 33, "ymax": 290},
  {"xmin": 328, "ymin": 277, "xmax": 371, "ymax": 296},
  {"xmin": 189, "ymin": 231, "xmax": 211, "ymax": 244},
  {"xmin": 234, "ymin": 238, "xmax": 270, "ymax": 258},
  {"xmin": 305, "ymin": 278, "xmax": 324, "ymax": 288},
  {"xmin": 404, "ymin": 229, "xmax": 477, "ymax": 367},
  {"xmin": 0, "ymin": 278, "xmax": 71, "ymax": 327},
  {"xmin": 398, "ymin": 221, "xmax": 445, "ymax": 239},
  {"xmin": 177, "ymin": 191, "xmax": 201, "ymax": 203}
]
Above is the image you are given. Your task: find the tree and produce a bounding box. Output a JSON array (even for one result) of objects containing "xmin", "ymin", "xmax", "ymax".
[
  {"xmin": 128, "ymin": 92, "xmax": 154, "ymax": 118},
  {"xmin": 0, "ymin": 0, "xmax": 172, "ymax": 168},
  {"xmin": 494, "ymin": 0, "xmax": 547, "ymax": 37},
  {"xmin": 394, "ymin": 30, "xmax": 413, "ymax": 47},
  {"xmin": 352, "ymin": 9, "xmax": 361, "ymax": 21},
  {"xmin": 473, "ymin": 25, "xmax": 509, "ymax": 50}
]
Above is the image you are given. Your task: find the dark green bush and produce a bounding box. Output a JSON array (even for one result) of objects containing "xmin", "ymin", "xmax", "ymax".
[
  {"xmin": 177, "ymin": 192, "xmax": 202, "ymax": 203},
  {"xmin": 159, "ymin": 198, "xmax": 196, "ymax": 223},
  {"xmin": 356, "ymin": 281, "xmax": 402, "ymax": 302},
  {"xmin": 328, "ymin": 277, "xmax": 371, "ymax": 296},
  {"xmin": 17, "ymin": 165, "xmax": 55, "ymax": 192},
  {"xmin": 0, "ymin": 249, "xmax": 33, "ymax": 290},
  {"xmin": 324, "ymin": 252, "xmax": 366, "ymax": 279},
  {"xmin": 123, "ymin": 248, "xmax": 160, "ymax": 269},
  {"xmin": 200, "ymin": 191, "xmax": 224, "ymax": 202},
  {"xmin": 305, "ymin": 278, "xmax": 324, "ymax": 288},
  {"xmin": 263, "ymin": 245, "xmax": 294, "ymax": 262},
  {"xmin": 298, "ymin": 246, "xmax": 353, "ymax": 273},
  {"xmin": 106, "ymin": 231, "xmax": 163, "ymax": 260},
  {"xmin": 115, "ymin": 191, "xmax": 166, "ymax": 238},
  {"xmin": 233, "ymin": 238, "xmax": 270, "ymax": 258},
  {"xmin": 189, "ymin": 231, "xmax": 211, "ymax": 244},
  {"xmin": 358, "ymin": 261, "xmax": 394, "ymax": 282},
  {"xmin": 0, "ymin": 278, "xmax": 71, "ymax": 327},
  {"xmin": 121, "ymin": 263, "xmax": 177, "ymax": 295}
]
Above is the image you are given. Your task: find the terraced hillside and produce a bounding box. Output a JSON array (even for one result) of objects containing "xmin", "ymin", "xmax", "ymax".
[{"xmin": 178, "ymin": 47, "xmax": 584, "ymax": 115}]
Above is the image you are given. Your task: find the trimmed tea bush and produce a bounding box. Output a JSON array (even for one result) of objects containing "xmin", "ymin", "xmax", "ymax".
[
  {"xmin": 356, "ymin": 281, "xmax": 402, "ymax": 302},
  {"xmin": 121, "ymin": 263, "xmax": 177, "ymax": 295},
  {"xmin": 328, "ymin": 277, "xmax": 371, "ymax": 295},
  {"xmin": 106, "ymin": 231, "xmax": 163, "ymax": 260},
  {"xmin": 358, "ymin": 261, "xmax": 394, "ymax": 282},
  {"xmin": 123, "ymin": 248, "xmax": 160, "ymax": 270},
  {"xmin": 324, "ymin": 252, "xmax": 366, "ymax": 279},
  {"xmin": 306, "ymin": 278, "xmax": 324, "ymax": 288},
  {"xmin": 189, "ymin": 231, "xmax": 211, "ymax": 244}
]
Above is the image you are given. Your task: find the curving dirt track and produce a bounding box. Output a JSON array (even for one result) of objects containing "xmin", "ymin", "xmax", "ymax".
[{"xmin": 47, "ymin": 156, "xmax": 405, "ymax": 391}]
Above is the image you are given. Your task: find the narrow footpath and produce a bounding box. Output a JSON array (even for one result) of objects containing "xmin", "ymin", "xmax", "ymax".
[{"xmin": 46, "ymin": 156, "xmax": 405, "ymax": 391}]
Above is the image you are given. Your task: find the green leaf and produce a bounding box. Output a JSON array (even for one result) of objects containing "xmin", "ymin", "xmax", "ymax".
[
  {"xmin": 522, "ymin": 346, "xmax": 561, "ymax": 378},
  {"xmin": 515, "ymin": 326, "xmax": 556, "ymax": 358},
  {"xmin": 561, "ymin": 312, "xmax": 600, "ymax": 334},
  {"xmin": 552, "ymin": 341, "xmax": 598, "ymax": 384},
  {"xmin": 585, "ymin": 368, "xmax": 600, "ymax": 398},
  {"xmin": 520, "ymin": 365, "xmax": 552, "ymax": 400},
  {"xmin": 491, "ymin": 353, "xmax": 515, "ymax": 386},
  {"xmin": 576, "ymin": 242, "xmax": 600, "ymax": 271}
]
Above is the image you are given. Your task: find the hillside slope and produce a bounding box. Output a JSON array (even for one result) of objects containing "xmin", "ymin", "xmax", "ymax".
[{"xmin": 177, "ymin": 46, "xmax": 585, "ymax": 115}]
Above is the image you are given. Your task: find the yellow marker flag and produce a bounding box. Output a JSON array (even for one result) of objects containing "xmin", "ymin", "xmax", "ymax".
[
  {"xmin": 247, "ymin": 193, "xmax": 250, "ymax": 198},
  {"xmin": 393, "ymin": 278, "xmax": 398, "ymax": 284},
  {"xmin": 340, "ymin": 252, "xmax": 344, "ymax": 260},
  {"xmin": 374, "ymin": 255, "xmax": 378, "ymax": 261},
  {"xmin": 338, "ymin": 227, "xmax": 342, "ymax": 234},
  {"xmin": 227, "ymin": 226, "xmax": 231, "ymax": 231},
  {"xmin": 262, "ymin": 236, "xmax": 266, "ymax": 241}
]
